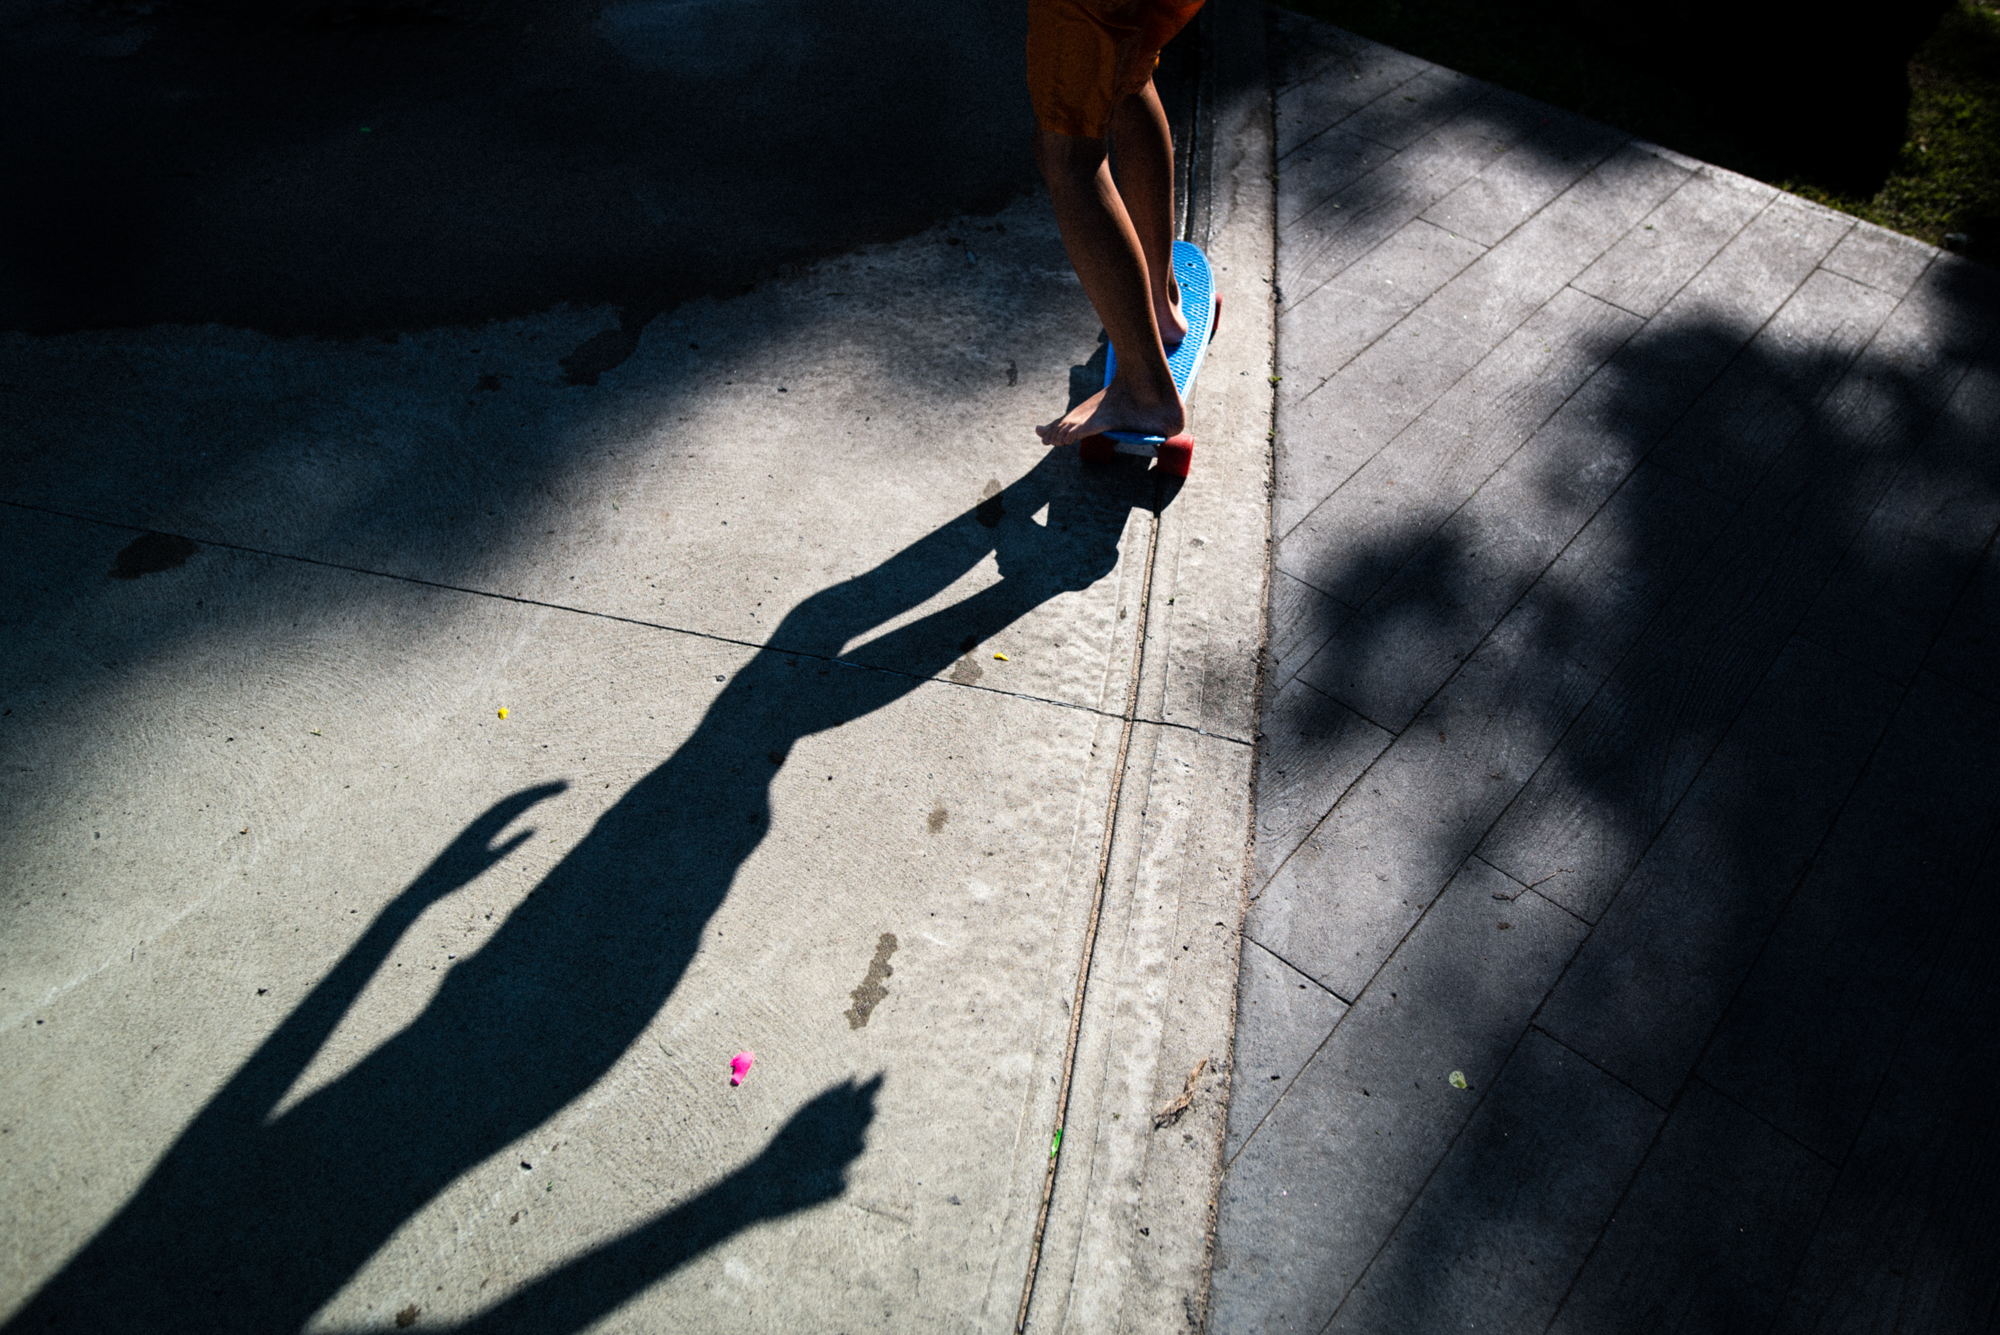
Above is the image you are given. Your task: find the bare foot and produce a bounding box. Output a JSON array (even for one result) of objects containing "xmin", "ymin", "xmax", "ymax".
[{"xmin": 1036, "ymin": 373, "xmax": 1185, "ymax": 449}]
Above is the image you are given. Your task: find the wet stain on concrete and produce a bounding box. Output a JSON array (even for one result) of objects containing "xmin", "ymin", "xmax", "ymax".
[
  {"xmin": 927, "ymin": 805, "xmax": 949, "ymax": 834},
  {"xmin": 975, "ymin": 479, "xmax": 1004, "ymax": 528},
  {"xmin": 949, "ymin": 656, "xmax": 983, "ymax": 685},
  {"xmin": 110, "ymin": 531, "xmax": 198, "ymax": 579},
  {"xmin": 844, "ymin": 933, "xmax": 897, "ymax": 1029}
]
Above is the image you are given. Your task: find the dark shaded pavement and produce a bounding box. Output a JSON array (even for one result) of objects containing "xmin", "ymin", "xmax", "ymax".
[{"xmin": 0, "ymin": 0, "xmax": 1038, "ymax": 333}]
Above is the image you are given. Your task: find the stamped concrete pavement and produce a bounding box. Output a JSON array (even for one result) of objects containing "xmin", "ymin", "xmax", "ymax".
[{"xmin": 1216, "ymin": 12, "xmax": 2000, "ymax": 1335}]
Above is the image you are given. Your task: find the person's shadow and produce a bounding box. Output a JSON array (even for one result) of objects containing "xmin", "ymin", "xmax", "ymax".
[{"xmin": 7, "ymin": 446, "xmax": 1175, "ymax": 1333}]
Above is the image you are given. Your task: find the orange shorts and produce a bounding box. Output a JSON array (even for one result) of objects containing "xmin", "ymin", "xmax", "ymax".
[{"xmin": 1026, "ymin": 0, "xmax": 1205, "ymax": 139}]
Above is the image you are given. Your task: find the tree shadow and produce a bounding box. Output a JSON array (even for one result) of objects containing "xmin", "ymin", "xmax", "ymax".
[
  {"xmin": 0, "ymin": 0, "xmax": 1043, "ymax": 335},
  {"xmin": 1249, "ymin": 232, "xmax": 2000, "ymax": 1327},
  {"xmin": 0, "ymin": 0, "xmax": 1269, "ymax": 337},
  {"xmin": 1274, "ymin": 0, "xmax": 1954, "ymax": 199},
  {"xmin": 3, "ymin": 444, "xmax": 1173, "ymax": 1333}
]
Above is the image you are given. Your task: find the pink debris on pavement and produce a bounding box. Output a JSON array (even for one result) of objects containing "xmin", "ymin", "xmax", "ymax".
[{"xmin": 730, "ymin": 1051, "xmax": 756, "ymax": 1086}]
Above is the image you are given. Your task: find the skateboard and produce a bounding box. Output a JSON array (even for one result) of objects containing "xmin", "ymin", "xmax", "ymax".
[{"xmin": 1078, "ymin": 238, "xmax": 1220, "ymax": 479}]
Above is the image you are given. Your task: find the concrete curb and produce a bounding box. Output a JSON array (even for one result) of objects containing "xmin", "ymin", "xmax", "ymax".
[{"xmin": 1016, "ymin": 2, "xmax": 1277, "ymax": 1328}]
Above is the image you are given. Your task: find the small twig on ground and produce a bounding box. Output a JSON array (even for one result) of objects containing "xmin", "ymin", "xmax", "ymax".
[
  {"xmin": 1154, "ymin": 1058, "xmax": 1209, "ymax": 1128},
  {"xmin": 1493, "ymin": 868, "xmax": 1567, "ymax": 902}
]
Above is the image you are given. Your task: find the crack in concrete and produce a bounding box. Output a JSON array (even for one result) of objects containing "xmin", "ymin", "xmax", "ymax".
[{"xmin": 0, "ymin": 500, "xmax": 1253, "ymax": 749}]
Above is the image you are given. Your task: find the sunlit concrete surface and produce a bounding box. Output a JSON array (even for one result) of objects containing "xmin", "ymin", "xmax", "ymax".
[
  {"xmin": 1216, "ymin": 12, "xmax": 2000, "ymax": 1334},
  {"xmin": 0, "ymin": 3, "xmax": 1275, "ymax": 1327}
]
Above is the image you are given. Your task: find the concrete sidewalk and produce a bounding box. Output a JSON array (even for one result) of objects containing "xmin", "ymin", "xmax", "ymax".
[
  {"xmin": 13, "ymin": 4, "xmax": 1998, "ymax": 1329},
  {"xmin": 1217, "ymin": 12, "xmax": 2000, "ymax": 1334},
  {"xmin": 0, "ymin": 5, "xmax": 1272, "ymax": 1332}
]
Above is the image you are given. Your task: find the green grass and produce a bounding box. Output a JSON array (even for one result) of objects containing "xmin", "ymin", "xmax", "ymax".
[
  {"xmin": 1278, "ymin": 0, "xmax": 2000, "ymax": 260},
  {"xmin": 1788, "ymin": 0, "xmax": 2000, "ymax": 256}
]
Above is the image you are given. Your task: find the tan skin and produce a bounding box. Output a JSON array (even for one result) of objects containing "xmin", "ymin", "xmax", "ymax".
[{"xmin": 1035, "ymin": 79, "xmax": 1190, "ymax": 447}]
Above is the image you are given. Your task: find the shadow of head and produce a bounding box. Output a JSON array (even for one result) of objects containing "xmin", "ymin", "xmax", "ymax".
[
  {"xmin": 381, "ymin": 1075, "xmax": 887, "ymax": 1335},
  {"xmin": 722, "ymin": 1073, "xmax": 884, "ymax": 1216}
]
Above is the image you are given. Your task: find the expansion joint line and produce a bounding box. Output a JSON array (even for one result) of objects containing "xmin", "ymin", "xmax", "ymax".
[
  {"xmin": 1012, "ymin": 42, "xmax": 1217, "ymax": 1325},
  {"xmin": 0, "ymin": 500, "xmax": 1249, "ymax": 745},
  {"xmin": 1015, "ymin": 484, "xmax": 1164, "ymax": 1333}
]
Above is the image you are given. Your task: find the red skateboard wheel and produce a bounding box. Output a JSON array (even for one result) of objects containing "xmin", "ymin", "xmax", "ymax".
[
  {"xmin": 1157, "ymin": 434, "xmax": 1193, "ymax": 477},
  {"xmin": 1078, "ymin": 433, "xmax": 1115, "ymax": 465}
]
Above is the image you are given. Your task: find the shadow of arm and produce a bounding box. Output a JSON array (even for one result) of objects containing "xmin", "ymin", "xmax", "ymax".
[{"xmin": 214, "ymin": 783, "xmax": 569, "ymax": 1126}]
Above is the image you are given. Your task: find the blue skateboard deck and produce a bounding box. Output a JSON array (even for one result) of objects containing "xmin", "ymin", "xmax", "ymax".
[{"xmin": 1081, "ymin": 238, "xmax": 1219, "ymax": 478}]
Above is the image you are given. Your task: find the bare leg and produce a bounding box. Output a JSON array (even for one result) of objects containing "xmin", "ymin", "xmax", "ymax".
[
  {"xmin": 1111, "ymin": 81, "xmax": 1187, "ymax": 346},
  {"xmin": 1033, "ymin": 99, "xmax": 1185, "ymax": 448}
]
